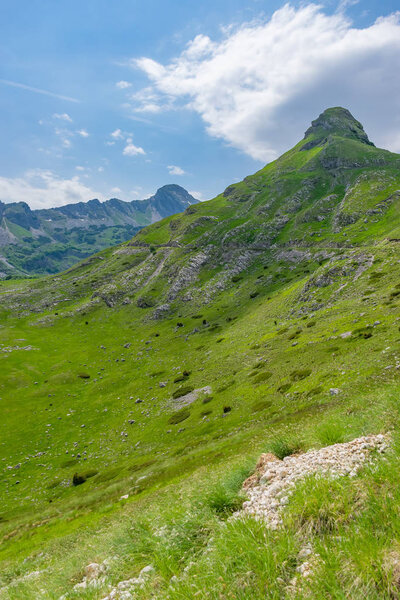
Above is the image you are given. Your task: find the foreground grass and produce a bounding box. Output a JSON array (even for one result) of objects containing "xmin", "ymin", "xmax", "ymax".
[{"xmin": 1, "ymin": 386, "xmax": 399, "ymax": 599}]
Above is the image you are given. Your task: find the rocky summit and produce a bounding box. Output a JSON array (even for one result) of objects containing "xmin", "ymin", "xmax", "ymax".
[{"xmin": 2, "ymin": 108, "xmax": 400, "ymax": 599}]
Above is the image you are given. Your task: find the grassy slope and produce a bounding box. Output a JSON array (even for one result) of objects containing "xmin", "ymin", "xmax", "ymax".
[{"xmin": 2, "ymin": 113, "xmax": 400, "ymax": 597}]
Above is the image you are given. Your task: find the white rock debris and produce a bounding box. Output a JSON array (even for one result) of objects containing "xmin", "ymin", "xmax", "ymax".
[
  {"xmin": 239, "ymin": 434, "xmax": 389, "ymax": 529},
  {"xmin": 101, "ymin": 565, "xmax": 155, "ymax": 600}
]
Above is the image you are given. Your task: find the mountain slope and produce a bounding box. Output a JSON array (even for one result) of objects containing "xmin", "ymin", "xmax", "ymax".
[
  {"xmin": 1, "ymin": 107, "xmax": 400, "ymax": 598},
  {"xmin": 0, "ymin": 184, "xmax": 197, "ymax": 277}
]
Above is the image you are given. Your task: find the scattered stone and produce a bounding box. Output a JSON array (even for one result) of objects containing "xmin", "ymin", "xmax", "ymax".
[{"xmin": 100, "ymin": 565, "xmax": 154, "ymax": 599}]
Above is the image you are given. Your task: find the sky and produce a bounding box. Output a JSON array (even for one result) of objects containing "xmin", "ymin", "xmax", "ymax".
[{"xmin": 0, "ymin": 0, "xmax": 399, "ymax": 209}]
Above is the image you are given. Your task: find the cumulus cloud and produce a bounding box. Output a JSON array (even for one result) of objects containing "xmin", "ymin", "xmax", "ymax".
[
  {"xmin": 132, "ymin": 4, "xmax": 400, "ymax": 161},
  {"xmin": 123, "ymin": 138, "xmax": 146, "ymax": 156},
  {"xmin": 0, "ymin": 170, "xmax": 104, "ymax": 209},
  {"xmin": 77, "ymin": 129, "xmax": 89, "ymax": 137},
  {"xmin": 168, "ymin": 164, "xmax": 185, "ymax": 175},
  {"xmin": 111, "ymin": 128, "xmax": 124, "ymax": 139},
  {"xmin": 53, "ymin": 113, "xmax": 73, "ymax": 122},
  {"xmin": 116, "ymin": 80, "xmax": 132, "ymax": 89}
]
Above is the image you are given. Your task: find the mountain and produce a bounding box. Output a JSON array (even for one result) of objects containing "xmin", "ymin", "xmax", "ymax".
[
  {"xmin": 0, "ymin": 184, "xmax": 197, "ymax": 276},
  {"xmin": 2, "ymin": 108, "xmax": 400, "ymax": 598}
]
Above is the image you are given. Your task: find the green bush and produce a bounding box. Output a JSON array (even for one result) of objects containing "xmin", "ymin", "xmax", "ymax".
[
  {"xmin": 60, "ymin": 458, "xmax": 79, "ymax": 468},
  {"xmin": 129, "ymin": 459, "xmax": 156, "ymax": 473},
  {"xmin": 168, "ymin": 409, "xmax": 191, "ymax": 425},
  {"xmin": 268, "ymin": 436, "xmax": 301, "ymax": 460},
  {"xmin": 93, "ymin": 468, "xmax": 121, "ymax": 483},
  {"xmin": 290, "ymin": 368, "xmax": 312, "ymax": 381},
  {"xmin": 202, "ymin": 395, "xmax": 213, "ymax": 404},
  {"xmin": 172, "ymin": 386, "xmax": 194, "ymax": 399},
  {"xmin": 252, "ymin": 400, "xmax": 272, "ymax": 412},
  {"xmin": 217, "ymin": 380, "xmax": 235, "ymax": 393},
  {"xmin": 205, "ymin": 464, "xmax": 253, "ymax": 515},
  {"xmin": 200, "ymin": 410, "xmax": 212, "ymax": 417},
  {"xmin": 307, "ymin": 386, "xmax": 323, "ymax": 397},
  {"xmin": 253, "ymin": 371, "xmax": 273, "ymax": 384},
  {"xmin": 72, "ymin": 469, "xmax": 98, "ymax": 486},
  {"xmin": 278, "ymin": 383, "xmax": 292, "ymax": 393},
  {"xmin": 315, "ymin": 419, "xmax": 346, "ymax": 446}
]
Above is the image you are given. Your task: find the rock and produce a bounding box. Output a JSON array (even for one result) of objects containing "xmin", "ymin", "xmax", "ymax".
[
  {"xmin": 238, "ymin": 434, "xmax": 389, "ymax": 528},
  {"xmin": 159, "ymin": 381, "xmax": 167, "ymax": 388},
  {"xmin": 329, "ymin": 388, "xmax": 340, "ymax": 395},
  {"xmin": 85, "ymin": 563, "xmax": 102, "ymax": 580}
]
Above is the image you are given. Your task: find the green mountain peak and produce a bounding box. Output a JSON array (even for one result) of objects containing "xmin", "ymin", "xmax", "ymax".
[{"xmin": 302, "ymin": 106, "xmax": 374, "ymax": 149}]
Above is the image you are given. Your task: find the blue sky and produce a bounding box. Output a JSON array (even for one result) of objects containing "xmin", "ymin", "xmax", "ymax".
[{"xmin": 0, "ymin": 0, "xmax": 399, "ymax": 208}]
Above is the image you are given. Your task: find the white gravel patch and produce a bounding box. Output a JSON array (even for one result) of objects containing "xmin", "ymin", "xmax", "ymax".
[{"xmin": 239, "ymin": 434, "xmax": 390, "ymax": 529}]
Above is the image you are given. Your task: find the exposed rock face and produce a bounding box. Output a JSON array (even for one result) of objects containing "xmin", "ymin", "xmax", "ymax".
[{"xmin": 303, "ymin": 107, "xmax": 374, "ymax": 147}]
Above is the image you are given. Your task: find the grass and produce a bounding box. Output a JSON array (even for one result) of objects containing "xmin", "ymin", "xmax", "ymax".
[{"xmin": 1, "ymin": 114, "xmax": 400, "ymax": 597}]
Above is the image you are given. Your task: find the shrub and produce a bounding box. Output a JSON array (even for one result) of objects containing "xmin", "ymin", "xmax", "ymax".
[
  {"xmin": 77, "ymin": 372, "xmax": 90, "ymax": 379},
  {"xmin": 217, "ymin": 380, "xmax": 235, "ymax": 393},
  {"xmin": 306, "ymin": 320, "xmax": 316, "ymax": 328},
  {"xmin": 315, "ymin": 419, "xmax": 346, "ymax": 446},
  {"xmin": 307, "ymin": 386, "xmax": 323, "ymax": 397},
  {"xmin": 278, "ymin": 383, "xmax": 292, "ymax": 393},
  {"xmin": 288, "ymin": 329, "xmax": 302, "ymax": 340},
  {"xmin": 268, "ymin": 436, "xmax": 301, "ymax": 460},
  {"xmin": 200, "ymin": 410, "xmax": 212, "ymax": 417},
  {"xmin": 202, "ymin": 395, "xmax": 213, "ymax": 404},
  {"xmin": 150, "ymin": 370, "xmax": 166, "ymax": 377},
  {"xmin": 47, "ymin": 479, "xmax": 61, "ymax": 489},
  {"xmin": 253, "ymin": 371, "xmax": 273, "ymax": 384},
  {"xmin": 277, "ymin": 327, "xmax": 289, "ymax": 334},
  {"xmin": 72, "ymin": 469, "xmax": 98, "ymax": 486},
  {"xmin": 252, "ymin": 400, "xmax": 272, "ymax": 412},
  {"xmin": 61, "ymin": 458, "xmax": 79, "ymax": 468},
  {"xmin": 168, "ymin": 409, "xmax": 191, "ymax": 425},
  {"xmin": 250, "ymin": 291, "xmax": 259, "ymax": 298},
  {"xmin": 223, "ymin": 406, "xmax": 232, "ymax": 413},
  {"xmin": 290, "ymin": 368, "xmax": 312, "ymax": 381},
  {"xmin": 172, "ymin": 386, "xmax": 194, "ymax": 399},
  {"xmin": 94, "ymin": 468, "xmax": 121, "ymax": 483},
  {"xmin": 128, "ymin": 459, "xmax": 156, "ymax": 473},
  {"xmin": 205, "ymin": 463, "xmax": 253, "ymax": 515},
  {"xmin": 231, "ymin": 275, "xmax": 242, "ymax": 283}
]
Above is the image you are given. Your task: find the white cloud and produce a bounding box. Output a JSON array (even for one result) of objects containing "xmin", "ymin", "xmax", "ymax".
[
  {"xmin": 0, "ymin": 170, "xmax": 104, "ymax": 209},
  {"xmin": 111, "ymin": 128, "xmax": 124, "ymax": 139},
  {"xmin": 75, "ymin": 165, "xmax": 85, "ymax": 171},
  {"xmin": 123, "ymin": 141, "xmax": 146, "ymax": 156},
  {"xmin": 168, "ymin": 165, "xmax": 185, "ymax": 176},
  {"xmin": 133, "ymin": 4, "xmax": 400, "ymax": 161},
  {"xmin": 111, "ymin": 186, "xmax": 122, "ymax": 194},
  {"xmin": 188, "ymin": 190, "xmax": 205, "ymax": 201},
  {"xmin": 116, "ymin": 80, "xmax": 132, "ymax": 89},
  {"xmin": 77, "ymin": 129, "xmax": 89, "ymax": 137},
  {"xmin": 53, "ymin": 113, "xmax": 73, "ymax": 122}
]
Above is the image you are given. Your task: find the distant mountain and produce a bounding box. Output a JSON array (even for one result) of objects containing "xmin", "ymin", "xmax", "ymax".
[{"xmin": 0, "ymin": 184, "xmax": 197, "ymax": 276}]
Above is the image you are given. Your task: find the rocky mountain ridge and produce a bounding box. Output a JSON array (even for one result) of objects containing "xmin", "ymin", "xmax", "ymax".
[{"xmin": 0, "ymin": 184, "xmax": 197, "ymax": 276}]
